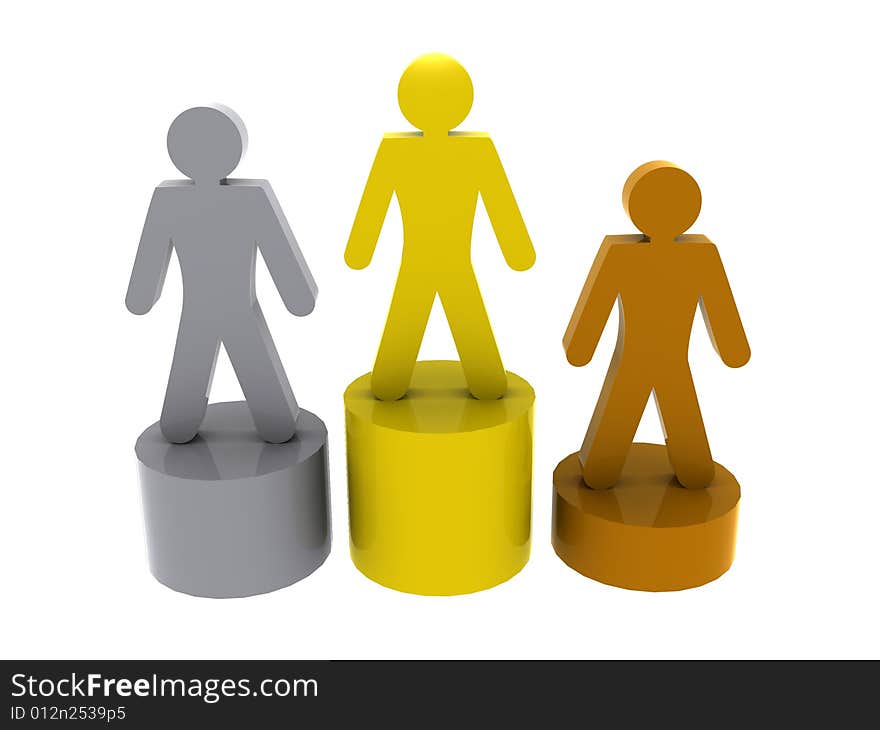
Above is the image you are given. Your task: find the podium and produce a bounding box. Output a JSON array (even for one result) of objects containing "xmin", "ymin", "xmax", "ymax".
[
  {"xmin": 126, "ymin": 104, "xmax": 330, "ymax": 598},
  {"xmin": 554, "ymin": 161, "xmax": 749, "ymax": 591},
  {"xmin": 552, "ymin": 443, "xmax": 740, "ymax": 591},
  {"xmin": 135, "ymin": 401, "xmax": 331, "ymax": 598},
  {"xmin": 344, "ymin": 361, "xmax": 534, "ymax": 595}
]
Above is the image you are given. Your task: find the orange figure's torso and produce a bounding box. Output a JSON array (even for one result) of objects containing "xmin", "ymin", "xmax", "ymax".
[
  {"xmin": 605, "ymin": 234, "xmax": 716, "ymax": 365},
  {"xmin": 565, "ymin": 230, "xmax": 749, "ymax": 490}
]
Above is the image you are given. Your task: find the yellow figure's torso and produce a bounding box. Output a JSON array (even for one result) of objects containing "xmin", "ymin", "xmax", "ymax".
[
  {"xmin": 347, "ymin": 125, "xmax": 533, "ymax": 401},
  {"xmin": 382, "ymin": 132, "xmax": 490, "ymax": 279}
]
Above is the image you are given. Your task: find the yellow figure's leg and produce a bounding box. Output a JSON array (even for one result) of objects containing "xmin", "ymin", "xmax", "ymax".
[
  {"xmin": 439, "ymin": 272, "xmax": 507, "ymax": 400},
  {"xmin": 654, "ymin": 368, "xmax": 715, "ymax": 489},
  {"xmin": 371, "ymin": 274, "xmax": 435, "ymax": 401},
  {"xmin": 579, "ymin": 360, "xmax": 652, "ymax": 489}
]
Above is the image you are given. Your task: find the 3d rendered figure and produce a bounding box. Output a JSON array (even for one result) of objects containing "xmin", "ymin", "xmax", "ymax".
[
  {"xmin": 127, "ymin": 106, "xmax": 330, "ymax": 598},
  {"xmin": 126, "ymin": 104, "xmax": 316, "ymax": 444},
  {"xmin": 552, "ymin": 161, "xmax": 749, "ymax": 591},
  {"xmin": 343, "ymin": 55, "xmax": 535, "ymax": 595},
  {"xmin": 564, "ymin": 160, "xmax": 750, "ymax": 490},
  {"xmin": 345, "ymin": 52, "xmax": 535, "ymax": 401}
]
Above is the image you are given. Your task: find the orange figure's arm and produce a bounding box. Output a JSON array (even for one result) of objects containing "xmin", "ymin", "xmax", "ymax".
[
  {"xmin": 478, "ymin": 138, "xmax": 535, "ymax": 271},
  {"xmin": 699, "ymin": 244, "xmax": 751, "ymax": 368},
  {"xmin": 563, "ymin": 239, "xmax": 619, "ymax": 366},
  {"xmin": 345, "ymin": 138, "xmax": 395, "ymax": 270}
]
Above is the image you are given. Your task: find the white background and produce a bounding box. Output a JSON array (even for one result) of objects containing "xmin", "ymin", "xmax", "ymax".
[{"xmin": 2, "ymin": 0, "xmax": 877, "ymax": 659}]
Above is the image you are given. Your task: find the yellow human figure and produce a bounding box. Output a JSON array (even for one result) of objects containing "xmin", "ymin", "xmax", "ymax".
[
  {"xmin": 564, "ymin": 162, "xmax": 750, "ymax": 490},
  {"xmin": 345, "ymin": 53, "xmax": 535, "ymax": 401}
]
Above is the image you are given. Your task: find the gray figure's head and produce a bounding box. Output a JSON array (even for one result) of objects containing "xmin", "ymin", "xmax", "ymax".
[{"xmin": 167, "ymin": 104, "xmax": 248, "ymax": 183}]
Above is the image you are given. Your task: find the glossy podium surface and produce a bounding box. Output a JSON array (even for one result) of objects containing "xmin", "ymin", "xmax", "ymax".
[
  {"xmin": 345, "ymin": 360, "xmax": 533, "ymax": 595},
  {"xmin": 552, "ymin": 442, "xmax": 739, "ymax": 591},
  {"xmin": 136, "ymin": 401, "xmax": 331, "ymax": 598}
]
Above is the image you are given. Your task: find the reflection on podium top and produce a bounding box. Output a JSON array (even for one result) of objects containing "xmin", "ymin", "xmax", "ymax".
[
  {"xmin": 553, "ymin": 443, "xmax": 740, "ymax": 529},
  {"xmin": 344, "ymin": 361, "xmax": 534, "ymax": 434},
  {"xmin": 135, "ymin": 402, "xmax": 326, "ymax": 480}
]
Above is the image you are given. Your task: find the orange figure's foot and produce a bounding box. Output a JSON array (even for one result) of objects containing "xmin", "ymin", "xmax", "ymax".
[
  {"xmin": 552, "ymin": 442, "xmax": 739, "ymax": 591},
  {"xmin": 673, "ymin": 460, "xmax": 716, "ymax": 490},
  {"xmin": 580, "ymin": 463, "xmax": 618, "ymax": 491}
]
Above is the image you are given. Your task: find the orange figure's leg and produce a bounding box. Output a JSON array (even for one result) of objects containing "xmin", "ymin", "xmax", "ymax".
[
  {"xmin": 579, "ymin": 357, "xmax": 652, "ymax": 489},
  {"xmin": 653, "ymin": 366, "xmax": 715, "ymax": 489},
  {"xmin": 439, "ymin": 271, "xmax": 508, "ymax": 400},
  {"xmin": 371, "ymin": 273, "xmax": 436, "ymax": 401}
]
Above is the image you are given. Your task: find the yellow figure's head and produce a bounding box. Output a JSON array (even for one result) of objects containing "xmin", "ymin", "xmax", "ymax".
[
  {"xmin": 623, "ymin": 161, "xmax": 702, "ymax": 241},
  {"xmin": 398, "ymin": 53, "xmax": 473, "ymax": 134}
]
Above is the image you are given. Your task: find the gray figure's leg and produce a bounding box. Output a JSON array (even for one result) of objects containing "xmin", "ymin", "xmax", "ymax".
[
  {"xmin": 160, "ymin": 314, "xmax": 221, "ymax": 444},
  {"xmin": 223, "ymin": 304, "xmax": 299, "ymax": 444}
]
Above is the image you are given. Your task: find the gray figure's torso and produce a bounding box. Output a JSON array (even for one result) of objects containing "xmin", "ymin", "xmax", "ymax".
[
  {"xmin": 161, "ymin": 180, "xmax": 269, "ymax": 317},
  {"xmin": 128, "ymin": 177, "xmax": 317, "ymax": 444}
]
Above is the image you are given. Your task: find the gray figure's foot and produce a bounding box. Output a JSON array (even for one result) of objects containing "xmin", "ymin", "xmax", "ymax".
[
  {"xmin": 160, "ymin": 413, "xmax": 204, "ymax": 444},
  {"xmin": 251, "ymin": 408, "xmax": 298, "ymax": 444}
]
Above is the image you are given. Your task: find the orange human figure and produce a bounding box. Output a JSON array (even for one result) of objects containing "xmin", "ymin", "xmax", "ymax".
[{"xmin": 563, "ymin": 161, "xmax": 750, "ymax": 490}]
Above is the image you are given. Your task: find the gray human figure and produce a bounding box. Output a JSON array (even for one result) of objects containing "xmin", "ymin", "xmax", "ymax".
[{"xmin": 126, "ymin": 105, "xmax": 317, "ymax": 444}]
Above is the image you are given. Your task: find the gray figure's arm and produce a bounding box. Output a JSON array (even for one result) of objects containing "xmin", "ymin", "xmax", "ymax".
[
  {"xmin": 126, "ymin": 187, "xmax": 173, "ymax": 315},
  {"xmin": 254, "ymin": 182, "xmax": 318, "ymax": 316},
  {"xmin": 344, "ymin": 138, "xmax": 395, "ymax": 270}
]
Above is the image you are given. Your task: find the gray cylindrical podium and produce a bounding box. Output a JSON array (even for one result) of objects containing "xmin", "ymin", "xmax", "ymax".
[{"xmin": 135, "ymin": 401, "xmax": 331, "ymax": 598}]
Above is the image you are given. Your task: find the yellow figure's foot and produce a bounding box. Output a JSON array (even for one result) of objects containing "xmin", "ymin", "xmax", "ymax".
[
  {"xmin": 467, "ymin": 371, "xmax": 509, "ymax": 401},
  {"xmin": 345, "ymin": 360, "xmax": 534, "ymax": 595},
  {"xmin": 369, "ymin": 372, "xmax": 409, "ymax": 402},
  {"xmin": 553, "ymin": 442, "xmax": 739, "ymax": 591}
]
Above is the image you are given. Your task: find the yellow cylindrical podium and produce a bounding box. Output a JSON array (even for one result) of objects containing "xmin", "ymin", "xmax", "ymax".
[{"xmin": 344, "ymin": 360, "xmax": 534, "ymax": 595}]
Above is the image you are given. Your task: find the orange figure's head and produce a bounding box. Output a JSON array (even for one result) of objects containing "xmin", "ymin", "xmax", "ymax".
[
  {"xmin": 398, "ymin": 53, "xmax": 473, "ymax": 135},
  {"xmin": 623, "ymin": 161, "xmax": 702, "ymax": 242}
]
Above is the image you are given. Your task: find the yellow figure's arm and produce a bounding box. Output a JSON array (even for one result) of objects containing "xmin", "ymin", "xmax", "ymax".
[
  {"xmin": 345, "ymin": 138, "xmax": 395, "ymax": 270},
  {"xmin": 699, "ymin": 244, "xmax": 751, "ymax": 368},
  {"xmin": 563, "ymin": 239, "xmax": 620, "ymax": 366},
  {"xmin": 478, "ymin": 138, "xmax": 535, "ymax": 271}
]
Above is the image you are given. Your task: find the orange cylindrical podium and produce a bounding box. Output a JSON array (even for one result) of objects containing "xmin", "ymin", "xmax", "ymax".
[{"xmin": 552, "ymin": 443, "xmax": 740, "ymax": 591}]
